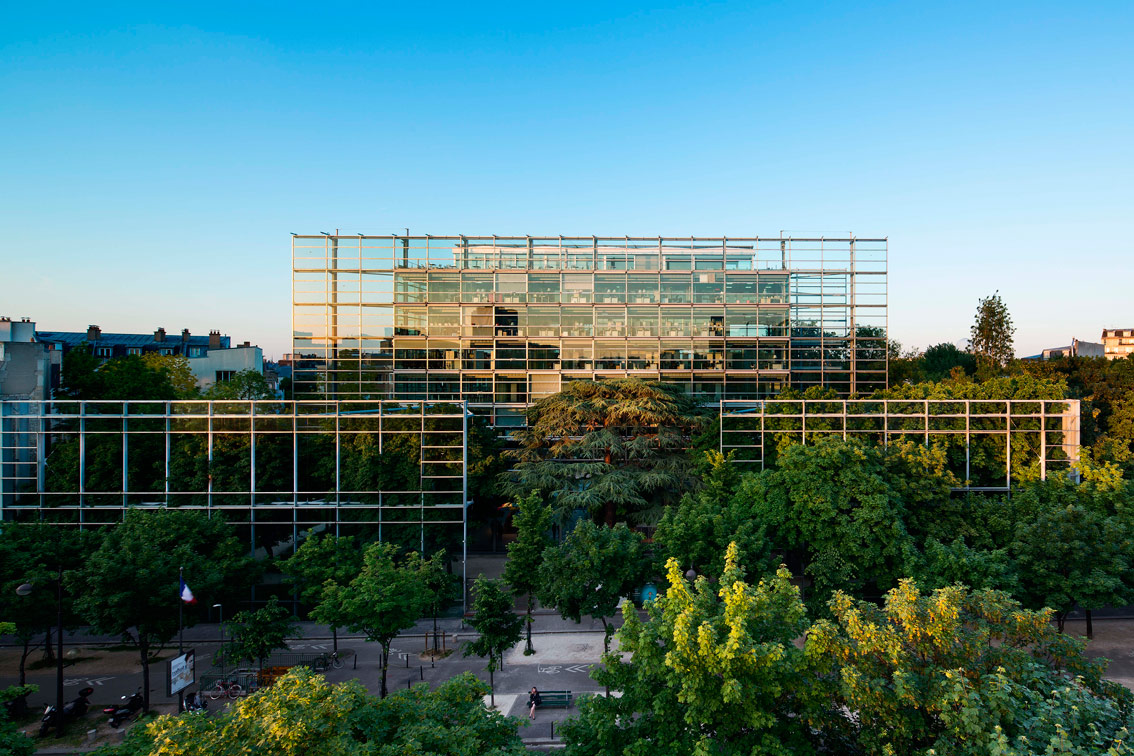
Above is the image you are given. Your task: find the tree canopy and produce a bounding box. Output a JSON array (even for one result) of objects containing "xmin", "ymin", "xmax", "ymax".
[
  {"xmin": 68, "ymin": 509, "xmax": 255, "ymax": 711},
  {"xmin": 311, "ymin": 541, "xmax": 426, "ymax": 698},
  {"xmin": 501, "ymin": 491, "xmax": 552, "ymax": 654},
  {"xmin": 969, "ymin": 291, "xmax": 1016, "ymax": 372},
  {"xmin": 537, "ymin": 520, "xmax": 648, "ymax": 653},
  {"xmin": 95, "ymin": 668, "xmax": 526, "ymax": 756},
  {"xmin": 463, "ymin": 576, "xmax": 524, "ymax": 706},
  {"xmin": 504, "ymin": 378, "xmax": 705, "ymax": 524}
]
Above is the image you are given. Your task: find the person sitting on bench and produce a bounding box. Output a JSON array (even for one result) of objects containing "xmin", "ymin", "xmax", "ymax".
[{"xmin": 528, "ymin": 686, "xmax": 541, "ymax": 719}]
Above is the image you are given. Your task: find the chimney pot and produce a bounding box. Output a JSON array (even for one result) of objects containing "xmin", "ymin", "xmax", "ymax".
[
  {"xmin": 209, "ymin": 330, "xmax": 221, "ymax": 349},
  {"xmin": 87, "ymin": 325, "xmax": 101, "ymax": 341},
  {"xmin": 181, "ymin": 328, "xmax": 191, "ymax": 343},
  {"xmin": 155, "ymin": 327, "xmax": 166, "ymax": 342}
]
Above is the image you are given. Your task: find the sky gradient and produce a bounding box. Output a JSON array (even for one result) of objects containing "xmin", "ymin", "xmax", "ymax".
[{"xmin": 2, "ymin": 1, "xmax": 1131, "ymax": 359}]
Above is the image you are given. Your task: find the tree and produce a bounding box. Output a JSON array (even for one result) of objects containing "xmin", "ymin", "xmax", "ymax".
[
  {"xmin": 502, "ymin": 491, "xmax": 552, "ymax": 655},
  {"xmin": 503, "ymin": 378, "xmax": 706, "ymax": 525},
  {"xmin": 62, "ymin": 349, "xmax": 178, "ymax": 400},
  {"xmin": 0, "ymin": 524, "xmax": 97, "ymax": 683},
  {"xmin": 537, "ymin": 521, "xmax": 647, "ymax": 654},
  {"xmin": 141, "ymin": 353, "xmax": 200, "ymax": 397},
  {"xmin": 311, "ymin": 541, "xmax": 426, "ymax": 698},
  {"xmin": 462, "ymin": 577, "xmax": 523, "ymax": 707},
  {"xmin": 0, "ymin": 668, "xmax": 35, "ymax": 756},
  {"xmin": 1010, "ymin": 477, "xmax": 1133, "ymax": 635},
  {"xmin": 969, "ymin": 292, "xmax": 1015, "ymax": 371},
  {"xmin": 69, "ymin": 509, "xmax": 255, "ymax": 712},
  {"xmin": 92, "ymin": 668, "xmax": 526, "ymax": 756},
  {"xmin": 218, "ymin": 596, "xmax": 299, "ymax": 673},
  {"xmin": 654, "ymin": 451, "xmax": 773, "ymax": 579},
  {"xmin": 562, "ymin": 544, "xmax": 816, "ymax": 755},
  {"xmin": 749, "ymin": 437, "xmax": 919, "ymax": 608},
  {"xmin": 806, "ymin": 580, "xmax": 1134, "ymax": 755},
  {"xmin": 412, "ymin": 549, "xmax": 461, "ymax": 655},
  {"xmin": 281, "ymin": 533, "xmax": 364, "ymax": 652},
  {"xmin": 206, "ymin": 369, "xmax": 275, "ymax": 399},
  {"xmin": 921, "ymin": 342, "xmax": 976, "ymax": 381}
]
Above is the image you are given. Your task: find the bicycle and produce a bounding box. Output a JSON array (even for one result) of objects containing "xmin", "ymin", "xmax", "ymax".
[
  {"xmin": 206, "ymin": 680, "xmax": 245, "ymax": 701},
  {"xmin": 314, "ymin": 651, "xmax": 345, "ymax": 672}
]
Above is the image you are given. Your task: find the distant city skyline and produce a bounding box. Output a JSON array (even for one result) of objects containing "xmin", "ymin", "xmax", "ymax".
[{"xmin": 2, "ymin": 2, "xmax": 1131, "ymax": 359}]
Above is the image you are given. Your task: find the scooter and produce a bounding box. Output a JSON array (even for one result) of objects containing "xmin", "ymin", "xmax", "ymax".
[
  {"xmin": 181, "ymin": 692, "xmax": 208, "ymax": 713},
  {"xmin": 38, "ymin": 686, "xmax": 95, "ymax": 737},
  {"xmin": 104, "ymin": 687, "xmax": 144, "ymax": 728}
]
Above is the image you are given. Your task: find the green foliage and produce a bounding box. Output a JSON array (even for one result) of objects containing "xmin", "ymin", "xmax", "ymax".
[
  {"xmin": 281, "ymin": 533, "xmax": 364, "ymax": 606},
  {"xmin": 562, "ymin": 544, "xmax": 816, "ymax": 755},
  {"xmin": 501, "ymin": 491, "xmax": 551, "ymax": 654},
  {"xmin": 0, "ymin": 524, "xmax": 98, "ymax": 683},
  {"xmin": 0, "ymin": 684, "xmax": 36, "ymax": 756},
  {"xmin": 969, "ymin": 291, "xmax": 1016, "ymax": 371},
  {"xmin": 93, "ymin": 667, "xmax": 526, "ymax": 756},
  {"xmin": 537, "ymin": 521, "xmax": 648, "ymax": 653},
  {"xmin": 205, "ymin": 369, "xmax": 275, "ymax": 399},
  {"xmin": 751, "ymin": 437, "xmax": 920, "ymax": 608},
  {"xmin": 654, "ymin": 451, "xmax": 773, "ymax": 579},
  {"xmin": 140, "ymin": 353, "xmax": 200, "ymax": 398},
  {"xmin": 463, "ymin": 576, "xmax": 523, "ymax": 703},
  {"xmin": 412, "ymin": 548, "xmax": 462, "ymax": 651},
  {"xmin": 69, "ymin": 509, "xmax": 255, "ymax": 711},
  {"xmin": 1009, "ymin": 477, "xmax": 1134, "ymax": 629},
  {"xmin": 312, "ymin": 541, "xmax": 426, "ymax": 697},
  {"xmin": 921, "ymin": 342, "xmax": 977, "ymax": 382},
  {"xmin": 806, "ymin": 581, "xmax": 1134, "ymax": 755},
  {"xmin": 217, "ymin": 596, "xmax": 299, "ymax": 671},
  {"xmin": 62, "ymin": 347, "xmax": 177, "ymax": 400},
  {"xmin": 504, "ymin": 378, "xmax": 706, "ymax": 524}
]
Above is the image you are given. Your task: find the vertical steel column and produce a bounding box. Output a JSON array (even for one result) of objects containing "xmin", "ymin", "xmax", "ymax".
[
  {"xmin": 924, "ymin": 399, "xmax": 929, "ymax": 447},
  {"xmin": 0, "ymin": 402, "xmax": 6, "ymax": 518},
  {"xmin": 164, "ymin": 402, "xmax": 171, "ymax": 506},
  {"xmin": 965, "ymin": 400, "xmax": 971, "ymax": 484},
  {"xmin": 121, "ymin": 404, "xmax": 128, "ymax": 510},
  {"xmin": 1005, "ymin": 400, "xmax": 1011, "ymax": 490},
  {"xmin": 848, "ymin": 237, "xmax": 857, "ymax": 394},
  {"xmin": 37, "ymin": 408, "xmax": 46, "ymax": 511},
  {"xmin": 207, "ymin": 403, "xmax": 213, "ymax": 513},
  {"xmin": 79, "ymin": 403, "xmax": 86, "ymax": 513},
  {"xmin": 462, "ymin": 401, "xmax": 468, "ymax": 614},
  {"xmin": 1040, "ymin": 402, "xmax": 1047, "ymax": 481},
  {"xmin": 250, "ymin": 401, "xmax": 257, "ymax": 510},
  {"xmin": 334, "ymin": 403, "xmax": 341, "ymax": 539}
]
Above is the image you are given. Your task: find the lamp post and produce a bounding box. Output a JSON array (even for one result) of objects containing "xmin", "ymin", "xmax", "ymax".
[
  {"xmin": 17, "ymin": 565, "xmax": 64, "ymax": 738},
  {"xmin": 213, "ymin": 603, "xmax": 224, "ymax": 679}
]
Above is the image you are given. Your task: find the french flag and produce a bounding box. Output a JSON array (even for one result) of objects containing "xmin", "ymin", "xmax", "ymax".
[{"xmin": 180, "ymin": 577, "xmax": 196, "ymax": 605}]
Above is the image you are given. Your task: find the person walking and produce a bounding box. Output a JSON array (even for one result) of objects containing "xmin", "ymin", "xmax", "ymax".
[{"xmin": 528, "ymin": 686, "xmax": 541, "ymax": 719}]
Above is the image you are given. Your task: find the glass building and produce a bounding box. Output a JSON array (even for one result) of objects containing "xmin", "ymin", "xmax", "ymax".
[{"xmin": 293, "ymin": 235, "xmax": 887, "ymax": 427}]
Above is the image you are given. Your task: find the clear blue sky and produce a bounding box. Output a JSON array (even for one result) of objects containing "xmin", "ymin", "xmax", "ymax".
[{"xmin": 2, "ymin": 1, "xmax": 1131, "ymax": 359}]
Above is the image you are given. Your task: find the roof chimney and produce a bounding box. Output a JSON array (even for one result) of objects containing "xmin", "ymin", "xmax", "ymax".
[
  {"xmin": 181, "ymin": 328, "xmax": 191, "ymax": 343},
  {"xmin": 154, "ymin": 327, "xmax": 166, "ymax": 343},
  {"xmin": 209, "ymin": 330, "xmax": 221, "ymax": 349},
  {"xmin": 87, "ymin": 325, "xmax": 101, "ymax": 341}
]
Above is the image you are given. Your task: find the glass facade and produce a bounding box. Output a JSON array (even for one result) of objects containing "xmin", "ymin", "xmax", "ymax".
[{"xmin": 293, "ymin": 236, "xmax": 887, "ymax": 424}]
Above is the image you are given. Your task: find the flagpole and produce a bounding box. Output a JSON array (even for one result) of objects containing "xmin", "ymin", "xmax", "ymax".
[{"xmin": 178, "ymin": 566, "xmax": 184, "ymax": 714}]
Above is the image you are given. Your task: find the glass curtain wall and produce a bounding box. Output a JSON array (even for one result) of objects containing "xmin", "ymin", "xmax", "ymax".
[{"xmin": 293, "ymin": 236, "xmax": 888, "ymax": 425}]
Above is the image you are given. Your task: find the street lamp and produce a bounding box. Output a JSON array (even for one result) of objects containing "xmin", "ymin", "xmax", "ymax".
[
  {"xmin": 213, "ymin": 604, "xmax": 224, "ymax": 679},
  {"xmin": 17, "ymin": 565, "xmax": 64, "ymax": 738}
]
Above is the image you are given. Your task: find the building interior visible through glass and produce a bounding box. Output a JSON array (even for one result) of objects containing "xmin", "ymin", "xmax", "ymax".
[{"xmin": 293, "ymin": 236, "xmax": 887, "ymax": 426}]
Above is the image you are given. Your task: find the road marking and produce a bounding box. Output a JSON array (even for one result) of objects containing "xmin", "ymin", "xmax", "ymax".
[
  {"xmin": 537, "ymin": 665, "xmax": 561, "ymax": 674},
  {"xmin": 64, "ymin": 676, "xmax": 114, "ymax": 686},
  {"xmin": 565, "ymin": 664, "xmax": 591, "ymax": 674}
]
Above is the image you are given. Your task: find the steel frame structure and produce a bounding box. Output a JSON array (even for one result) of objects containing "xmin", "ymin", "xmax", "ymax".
[
  {"xmin": 292, "ymin": 235, "xmax": 887, "ymax": 426},
  {"xmin": 719, "ymin": 398, "xmax": 1081, "ymax": 491},
  {"xmin": 0, "ymin": 399, "xmax": 471, "ymax": 606}
]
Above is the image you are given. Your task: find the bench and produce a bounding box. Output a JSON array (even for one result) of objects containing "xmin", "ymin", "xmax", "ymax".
[{"xmin": 536, "ymin": 690, "xmax": 573, "ymax": 709}]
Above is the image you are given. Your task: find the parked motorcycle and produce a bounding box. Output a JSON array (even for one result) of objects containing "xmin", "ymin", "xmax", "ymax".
[
  {"xmin": 38, "ymin": 686, "xmax": 95, "ymax": 737},
  {"xmin": 181, "ymin": 691, "xmax": 208, "ymax": 713},
  {"xmin": 104, "ymin": 687, "xmax": 144, "ymax": 728}
]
